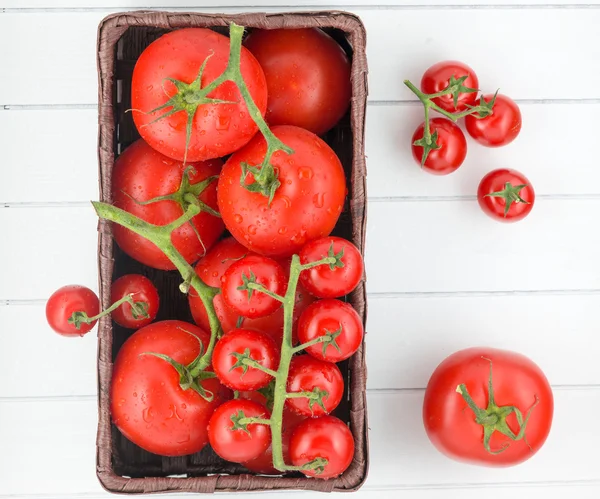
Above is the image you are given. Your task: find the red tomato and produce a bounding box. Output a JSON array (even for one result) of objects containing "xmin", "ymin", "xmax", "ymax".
[
  {"xmin": 244, "ymin": 28, "xmax": 351, "ymax": 136},
  {"xmin": 208, "ymin": 399, "xmax": 271, "ymax": 463},
  {"xmin": 423, "ymin": 347, "xmax": 553, "ymax": 467},
  {"xmin": 212, "ymin": 328, "xmax": 279, "ymax": 391},
  {"xmin": 46, "ymin": 285, "xmax": 99, "ymax": 337},
  {"xmin": 421, "ymin": 61, "xmax": 479, "ymax": 112},
  {"xmin": 218, "ymin": 125, "xmax": 346, "ymax": 258},
  {"xmin": 477, "ymin": 169, "xmax": 535, "ymax": 222},
  {"xmin": 299, "ymin": 237, "xmax": 364, "ymax": 299},
  {"xmin": 110, "ymin": 274, "xmax": 159, "ymax": 329},
  {"xmin": 188, "ymin": 238, "xmax": 314, "ymax": 345},
  {"xmin": 411, "ymin": 118, "xmax": 467, "ymax": 175},
  {"xmin": 286, "ymin": 355, "xmax": 344, "ymax": 417},
  {"xmin": 465, "ymin": 94, "xmax": 522, "ymax": 147},
  {"xmin": 297, "ymin": 299, "xmax": 363, "ymax": 362},
  {"xmin": 111, "ymin": 320, "xmax": 230, "ymax": 456},
  {"xmin": 289, "ymin": 415, "xmax": 354, "ymax": 478},
  {"xmin": 221, "ymin": 255, "xmax": 287, "ymax": 319},
  {"xmin": 112, "ymin": 139, "xmax": 224, "ymax": 270},
  {"xmin": 131, "ymin": 28, "xmax": 267, "ymax": 162}
]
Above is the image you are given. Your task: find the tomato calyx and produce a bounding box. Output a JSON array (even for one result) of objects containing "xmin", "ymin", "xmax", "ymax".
[
  {"xmin": 240, "ymin": 161, "xmax": 281, "ymax": 206},
  {"xmin": 286, "ymin": 386, "xmax": 330, "ymax": 414},
  {"xmin": 456, "ymin": 357, "xmax": 540, "ymax": 455},
  {"xmin": 230, "ymin": 409, "xmax": 272, "ymax": 434},
  {"xmin": 445, "ymin": 74, "xmax": 479, "ymax": 110},
  {"xmin": 68, "ymin": 293, "xmax": 143, "ymax": 329},
  {"xmin": 230, "ymin": 348, "xmax": 279, "ymax": 378},
  {"xmin": 467, "ymin": 90, "xmax": 498, "ymax": 119},
  {"xmin": 484, "ymin": 181, "xmax": 530, "ymax": 217},
  {"xmin": 293, "ymin": 325, "xmax": 343, "ymax": 356},
  {"xmin": 237, "ymin": 270, "xmax": 286, "ymax": 304}
]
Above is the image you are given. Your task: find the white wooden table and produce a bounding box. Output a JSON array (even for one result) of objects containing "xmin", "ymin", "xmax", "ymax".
[{"xmin": 2, "ymin": 0, "xmax": 600, "ymax": 498}]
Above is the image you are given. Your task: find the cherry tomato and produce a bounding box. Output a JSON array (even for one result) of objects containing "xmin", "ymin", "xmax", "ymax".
[
  {"xmin": 112, "ymin": 139, "xmax": 224, "ymax": 270},
  {"xmin": 421, "ymin": 60, "xmax": 479, "ymax": 112},
  {"xmin": 411, "ymin": 118, "xmax": 467, "ymax": 175},
  {"xmin": 218, "ymin": 125, "xmax": 346, "ymax": 258},
  {"xmin": 188, "ymin": 238, "xmax": 314, "ymax": 345},
  {"xmin": 244, "ymin": 28, "xmax": 351, "ymax": 135},
  {"xmin": 465, "ymin": 94, "xmax": 522, "ymax": 147},
  {"xmin": 110, "ymin": 274, "xmax": 159, "ymax": 329},
  {"xmin": 286, "ymin": 355, "xmax": 344, "ymax": 417},
  {"xmin": 477, "ymin": 169, "xmax": 535, "ymax": 223},
  {"xmin": 289, "ymin": 415, "xmax": 354, "ymax": 478},
  {"xmin": 297, "ymin": 299, "xmax": 363, "ymax": 362},
  {"xmin": 212, "ymin": 328, "xmax": 279, "ymax": 391},
  {"xmin": 132, "ymin": 28, "xmax": 267, "ymax": 162},
  {"xmin": 221, "ymin": 255, "xmax": 287, "ymax": 319},
  {"xmin": 111, "ymin": 320, "xmax": 230, "ymax": 456},
  {"xmin": 423, "ymin": 347, "xmax": 553, "ymax": 467},
  {"xmin": 46, "ymin": 285, "xmax": 100, "ymax": 337},
  {"xmin": 208, "ymin": 399, "xmax": 271, "ymax": 463},
  {"xmin": 299, "ymin": 236, "xmax": 364, "ymax": 299}
]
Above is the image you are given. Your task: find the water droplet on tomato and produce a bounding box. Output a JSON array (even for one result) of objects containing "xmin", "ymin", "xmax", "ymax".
[
  {"xmin": 212, "ymin": 270, "xmax": 219, "ymax": 278},
  {"xmin": 249, "ymin": 308, "xmax": 257, "ymax": 315},
  {"xmin": 313, "ymin": 192, "xmax": 325, "ymax": 208},
  {"xmin": 177, "ymin": 434, "xmax": 191, "ymax": 444},
  {"xmin": 248, "ymin": 225, "xmax": 258, "ymax": 235},
  {"xmin": 142, "ymin": 407, "xmax": 155, "ymax": 423},
  {"xmin": 146, "ymin": 85, "xmax": 153, "ymax": 91},
  {"xmin": 298, "ymin": 167, "xmax": 314, "ymax": 180},
  {"xmin": 280, "ymin": 196, "xmax": 291, "ymax": 209},
  {"xmin": 199, "ymin": 129, "xmax": 206, "ymax": 136},
  {"xmin": 162, "ymin": 159, "xmax": 173, "ymax": 166},
  {"xmin": 278, "ymin": 226, "xmax": 288, "ymax": 235},
  {"xmin": 158, "ymin": 141, "xmax": 164, "ymax": 146},
  {"xmin": 240, "ymin": 112, "xmax": 246, "ymax": 119},
  {"xmin": 124, "ymin": 415, "xmax": 129, "ymax": 421},
  {"xmin": 133, "ymin": 392, "xmax": 138, "ymax": 398},
  {"xmin": 118, "ymin": 398, "xmax": 126, "ymax": 407},
  {"xmin": 234, "ymin": 214, "xmax": 243, "ymax": 224},
  {"xmin": 216, "ymin": 116, "xmax": 231, "ymax": 131},
  {"xmin": 181, "ymin": 403, "xmax": 187, "ymax": 409}
]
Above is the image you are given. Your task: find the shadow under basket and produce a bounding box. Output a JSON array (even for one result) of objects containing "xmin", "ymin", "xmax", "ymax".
[{"xmin": 96, "ymin": 10, "xmax": 369, "ymax": 494}]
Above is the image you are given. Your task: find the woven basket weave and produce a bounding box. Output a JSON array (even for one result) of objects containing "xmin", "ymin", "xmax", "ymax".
[{"xmin": 95, "ymin": 10, "xmax": 369, "ymax": 494}]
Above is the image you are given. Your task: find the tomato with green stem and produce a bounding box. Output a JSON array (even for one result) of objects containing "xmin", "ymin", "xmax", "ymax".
[
  {"xmin": 299, "ymin": 237, "xmax": 364, "ymax": 299},
  {"xmin": 244, "ymin": 28, "xmax": 351, "ymax": 136},
  {"xmin": 290, "ymin": 415, "xmax": 355, "ymax": 478},
  {"xmin": 221, "ymin": 255, "xmax": 287, "ymax": 319},
  {"xmin": 112, "ymin": 139, "xmax": 224, "ymax": 270},
  {"xmin": 285, "ymin": 355, "xmax": 344, "ymax": 417},
  {"xmin": 208, "ymin": 399, "xmax": 271, "ymax": 463},
  {"xmin": 217, "ymin": 125, "xmax": 347, "ymax": 258},
  {"xmin": 131, "ymin": 27, "xmax": 267, "ymax": 163},
  {"xmin": 110, "ymin": 274, "xmax": 159, "ymax": 329},
  {"xmin": 465, "ymin": 94, "xmax": 522, "ymax": 147},
  {"xmin": 46, "ymin": 285, "xmax": 100, "ymax": 336},
  {"xmin": 477, "ymin": 169, "xmax": 535, "ymax": 222},
  {"xmin": 111, "ymin": 320, "xmax": 231, "ymax": 457},
  {"xmin": 212, "ymin": 328, "xmax": 280, "ymax": 391},
  {"xmin": 411, "ymin": 118, "xmax": 467, "ymax": 175},
  {"xmin": 420, "ymin": 61, "xmax": 479, "ymax": 112},
  {"xmin": 423, "ymin": 347, "xmax": 553, "ymax": 467},
  {"xmin": 297, "ymin": 299, "xmax": 363, "ymax": 362}
]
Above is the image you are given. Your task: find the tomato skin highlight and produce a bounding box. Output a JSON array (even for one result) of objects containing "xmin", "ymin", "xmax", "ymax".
[
  {"xmin": 110, "ymin": 320, "xmax": 230, "ymax": 457},
  {"xmin": 286, "ymin": 355, "xmax": 344, "ymax": 417},
  {"xmin": 212, "ymin": 328, "xmax": 280, "ymax": 391},
  {"xmin": 112, "ymin": 139, "xmax": 224, "ymax": 270},
  {"xmin": 477, "ymin": 168, "xmax": 535, "ymax": 223},
  {"xmin": 46, "ymin": 285, "xmax": 100, "ymax": 337},
  {"xmin": 421, "ymin": 60, "xmax": 479, "ymax": 112},
  {"xmin": 411, "ymin": 118, "xmax": 467, "ymax": 175},
  {"xmin": 208, "ymin": 399, "xmax": 271, "ymax": 463},
  {"xmin": 110, "ymin": 274, "xmax": 160, "ymax": 329},
  {"xmin": 290, "ymin": 415, "xmax": 355, "ymax": 478},
  {"xmin": 297, "ymin": 299, "xmax": 364, "ymax": 362},
  {"xmin": 131, "ymin": 28, "xmax": 267, "ymax": 162},
  {"xmin": 465, "ymin": 94, "xmax": 522, "ymax": 147},
  {"xmin": 218, "ymin": 125, "xmax": 346, "ymax": 258},
  {"xmin": 244, "ymin": 28, "xmax": 351, "ymax": 136},
  {"xmin": 423, "ymin": 347, "xmax": 553, "ymax": 467},
  {"xmin": 299, "ymin": 237, "xmax": 364, "ymax": 299}
]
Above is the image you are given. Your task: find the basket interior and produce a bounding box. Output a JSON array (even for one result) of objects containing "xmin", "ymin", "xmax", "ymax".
[{"xmin": 109, "ymin": 24, "xmax": 357, "ymax": 479}]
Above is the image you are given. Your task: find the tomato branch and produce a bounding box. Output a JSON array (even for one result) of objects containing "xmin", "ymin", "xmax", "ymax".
[{"xmin": 68, "ymin": 293, "xmax": 141, "ymax": 329}]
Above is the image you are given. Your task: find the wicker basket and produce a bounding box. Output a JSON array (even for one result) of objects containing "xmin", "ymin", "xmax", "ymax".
[{"xmin": 95, "ymin": 10, "xmax": 369, "ymax": 494}]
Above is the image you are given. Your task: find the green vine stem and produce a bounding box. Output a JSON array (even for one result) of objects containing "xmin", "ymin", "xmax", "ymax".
[
  {"xmin": 92, "ymin": 201, "xmax": 221, "ymax": 377},
  {"xmin": 68, "ymin": 293, "xmax": 144, "ymax": 329}
]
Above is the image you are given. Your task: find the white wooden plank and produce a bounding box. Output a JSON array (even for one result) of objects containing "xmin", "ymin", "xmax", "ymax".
[
  {"xmin": 2, "ymin": 292, "xmax": 600, "ymax": 398},
  {"xmin": 0, "ymin": 207, "xmax": 99, "ymax": 300},
  {"xmin": 3, "ymin": 102, "xmax": 600, "ymax": 204},
  {"xmin": 2, "ymin": 9, "xmax": 600, "ymax": 105},
  {"xmin": 365, "ymin": 199, "xmax": 600, "ymax": 293},
  {"xmin": 1, "ymin": 389, "xmax": 598, "ymax": 495},
  {"xmin": 0, "ymin": 109, "xmax": 98, "ymax": 204}
]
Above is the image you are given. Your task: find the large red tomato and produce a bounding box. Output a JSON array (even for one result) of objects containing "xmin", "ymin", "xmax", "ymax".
[
  {"xmin": 188, "ymin": 238, "xmax": 314, "ymax": 345},
  {"xmin": 244, "ymin": 28, "xmax": 351, "ymax": 136},
  {"xmin": 218, "ymin": 125, "xmax": 346, "ymax": 257},
  {"xmin": 131, "ymin": 28, "xmax": 267, "ymax": 162},
  {"xmin": 111, "ymin": 320, "xmax": 230, "ymax": 457},
  {"xmin": 112, "ymin": 139, "xmax": 224, "ymax": 270},
  {"xmin": 423, "ymin": 347, "xmax": 553, "ymax": 467}
]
